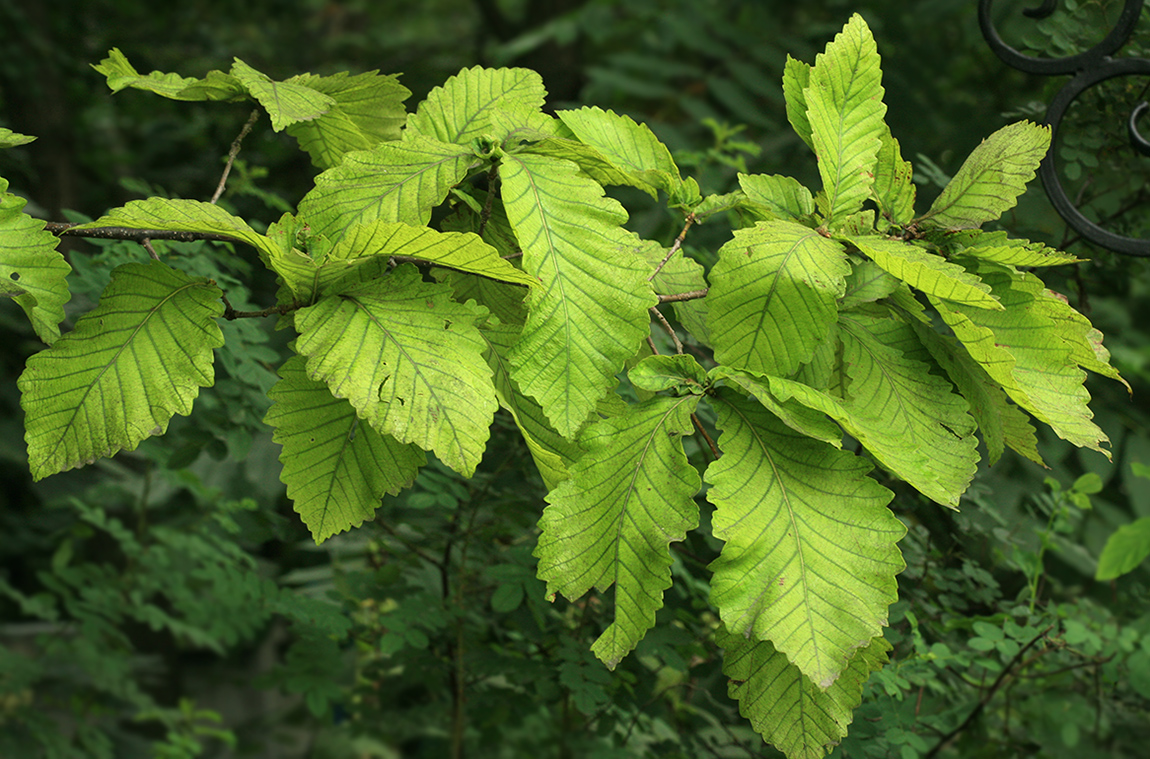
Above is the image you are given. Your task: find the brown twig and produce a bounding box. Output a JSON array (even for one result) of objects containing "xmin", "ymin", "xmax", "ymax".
[
  {"xmin": 220, "ymin": 292, "xmax": 302, "ymax": 320},
  {"xmin": 210, "ymin": 109, "xmax": 259, "ymax": 204},
  {"xmin": 924, "ymin": 624, "xmax": 1055, "ymax": 758},
  {"xmin": 650, "ymin": 306, "xmax": 684, "ymax": 354},
  {"xmin": 649, "ymin": 213, "xmax": 696, "ymax": 282},
  {"xmin": 692, "ymin": 413, "xmax": 720, "ymax": 459},
  {"xmin": 45, "ymin": 223, "xmax": 243, "ymax": 245},
  {"xmin": 141, "ymin": 238, "xmax": 160, "ymax": 261},
  {"xmin": 658, "ymin": 289, "xmax": 708, "ymax": 304}
]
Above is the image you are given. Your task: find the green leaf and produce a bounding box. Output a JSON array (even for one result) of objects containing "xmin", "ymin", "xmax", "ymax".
[
  {"xmin": 946, "ymin": 230, "xmax": 1080, "ymax": 267},
  {"xmin": 480, "ymin": 320, "xmax": 581, "ymax": 490},
  {"xmin": 837, "ymin": 313, "xmax": 978, "ymax": 507},
  {"xmin": 805, "ymin": 14, "xmax": 887, "ymax": 225},
  {"xmin": 265, "ymin": 353, "xmax": 425, "ymax": 543},
  {"xmin": 535, "ymin": 395, "xmax": 702, "ymax": 669},
  {"xmin": 293, "ymin": 264, "xmax": 496, "ymax": 476},
  {"xmin": 706, "ymin": 390, "xmax": 903, "ymax": 687},
  {"xmin": 500, "ymin": 152, "xmax": 657, "ymax": 438},
  {"xmin": 738, "ymin": 173, "xmax": 815, "ymax": 221},
  {"xmin": 641, "ymin": 241, "xmax": 710, "ymax": 346},
  {"xmin": 871, "ymin": 129, "xmax": 915, "ymax": 225},
  {"xmin": 846, "ymin": 235, "xmax": 1001, "ymax": 310},
  {"xmin": 1032, "ymin": 287, "xmax": 1128, "ymax": 393},
  {"xmin": 1096, "ymin": 517, "xmax": 1150, "ymax": 580},
  {"xmin": 523, "ymin": 137, "xmax": 661, "ymax": 198},
  {"xmin": 839, "ymin": 259, "xmax": 899, "ymax": 311},
  {"xmin": 629, "ymin": 354, "xmax": 708, "ymax": 395},
  {"xmin": 406, "ymin": 66, "xmax": 546, "ymax": 145},
  {"xmin": 931, "ymin": 262, "xmax": 1110, "ymax": 455},
  {"xmin": 0, "ymin": 128, "xmax": 36, "ymax": 148},
  {"xmin": 909, "ymin": 320, "xmax": 1042, "ymax": 466},
  {"xmin": 326, "ymin": 221, "xmax": 540, "ymax": 291},
  {"xmin": 557, "ymin": 106, "xmax": 682, "ymax": 195},
  {"xmin": 709, "ymin": 367, "xmax": 843, "ymax": 448},
  {"xmin": 721, "ymin": 629, "xmax": 890, "ymax": 759},
  {"xmin": 229, "ymin": 59, "xmax": 334, "ymax": 131},
  {"xmin": 782, "ymin": 56, "xmax": 814, "ymax": 151},
  {"xmin": 19, "ymin": 261, "xmax": 223, "ymax": 480},
  {"xmin": 920, "ymin": 121, "xmax": 1050, "ymax": 229},
  {"xmin": 297, "ymin": 136, "xmax": 475, "ymax": 242},
  {"xmin": 0, "ymin": 179, "xmax": 70, "ymax": 343},
  {"xmin": 284, "ymin": 70, "xmax": 410, "ymax": 168},
  {"xmin": 93, "ymin": 48, "xmax": 244, "ymax": 101},
  {"xmin": 708, "ymin": 220, "xmax": 848, "ymax": 379}
]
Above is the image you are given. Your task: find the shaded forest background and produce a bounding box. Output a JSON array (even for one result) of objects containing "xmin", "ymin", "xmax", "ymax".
[{"xmin": 3, "ymin": 0, "xmax": 1150, "ymax": 757}]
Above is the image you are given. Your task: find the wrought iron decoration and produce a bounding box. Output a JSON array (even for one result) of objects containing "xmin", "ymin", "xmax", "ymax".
[{"xmin": 980, "ymin": 0, "xmax": 1150, "ymax": 255}]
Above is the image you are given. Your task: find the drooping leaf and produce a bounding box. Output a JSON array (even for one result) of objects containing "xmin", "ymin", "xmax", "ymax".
[
  {"xmin": 524, "ymin": 137, "xmax": 661, "ymax": 198},
  {"xmin": 805, "ymin": 14, "xmax": 887, "ymax": 225},
  {"xmin": 500, "ymin": 152, "xmax": 657, "ymax": 438},
  {"xmin": 709, "ymin": 367, "xmax": 843, "ymax": 448},
  {"xmin": 708, "ymin": 220, "xmax": 848, "ymax": 379},
  {"xmin": 19, "ymin": 261, "xmax": 223, "ymax": 480},
  {"xmin": 930, "ymin": 262, "xmax": 1110, "ymax": 455},
  {"xmin": 782, "ymin": 56, "xmax": 814, "ymax": 151},
  {"xmin": 557, "ymin": 106, "xmax": 682, "ymax": 195},
  {"xmin": 406, "ymin": 66, "xmax": 546, "ymax": 145},
  {"xmin": 721, "ymin": 628, "xmax": 890, "ymax": 759},
  {"xmin": 284, "ymin": 70, "xmax": 410, "ymax": 168},
  {"xmin": 871, "ymin": 129, "xmax": 915, "ymax": 226},
  {"xmin": 297, "ymin": 136, "xmax": 476, "ymax": 242},
  {"xmin": 265, "ymin": 353, "xmax": 425, "ymax": 543},
  {"xmin": 628, "ymin": 354, "xmax": 708, "ymax": 395},
  {"xmin": 706, "ymin": 389, "xmax": 903, "ymax": 687},
  {"xmin": 837, "ymin": 313, "xmax": 978, "ymax": 507},
  {"xmin": 69, "ymin": 197, "xmax": 279, "ymax": 261},
  {"xmin": 0, "ymin": 128, "xmax": 36, "ymax": 148},
  {"xmin": 920, "ymin": 121, "xmax": 1050, "ymax": 229},
  {"xmin": 293, "ymin": 264, "xmax": 496, "ymax": 476},
  {"xmin": 909, "ymin": 320, "xmax": 1042, "ymax": 466},
  {"xmin": 1033, "ymin": 287, "xmax": 1129, "ymax": 392},
  {"xmin": 535, "ymin": 395, "xmax": 702, "ymax": 668},
  {"xmin": 738, "ymin": 173, "xmax": 816, "ymax": 222},
  {"xmin": 229, "ymin": 59, "xmax": 334, "ymax": 131},
  {"xmin": 846, "ymin": 234, "xmax": 1001, "ymax": 310},
  {"xmin": 0, "ymin": 179, "xmax": 70, "ymax": 343},
  {"xmin": 480, "ymin": 320, "xmax": 581, "ymax": 490}
]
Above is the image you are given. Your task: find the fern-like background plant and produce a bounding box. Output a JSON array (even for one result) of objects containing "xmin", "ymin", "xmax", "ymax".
[{"xmin": 3, "ymin": 5, "xmax": 1149, "ymax": 758}]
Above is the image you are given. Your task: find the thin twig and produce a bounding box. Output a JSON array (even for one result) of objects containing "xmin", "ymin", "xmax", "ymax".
[
  {"xmin": 649, "ymin": 213, "xmax": 696, "ymax": 282},
  {"xmin": 692, "ymin": 413, "xmax": 719, "ymax": 459},
  {"xmin": 211, "ymin": 109, "xmax": 259, "ymax": 204},
  {"xmin": 658, "ymin": 289, "xmax": 708, "ymax": 304},
  {"xmin": 650, "ymin": 306, "xmax": 684, "ymax": 354},
  {"xmin": 924, "ymin": 624, "xmax": 1055, "ymax": 758},
  {"xmin": 46, "ymin": 223, "xmax": 243, "ymax": 245},
  {"xmin": 220, "ymin": 292, "xmax": 302, "ymax": 320},
  {"xmin": 141, "ymin": 238, "xmax": 160, "ymax": 261}
]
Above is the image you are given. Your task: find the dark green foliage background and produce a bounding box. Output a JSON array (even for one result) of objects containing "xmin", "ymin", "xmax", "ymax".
[{"xmin": 2, "ymin": 0, "xmax": 1150, "ymax": 757}]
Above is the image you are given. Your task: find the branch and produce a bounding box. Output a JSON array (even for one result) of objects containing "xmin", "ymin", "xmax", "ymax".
[
  {"xmin": 220, "ymin": 292, "xmax": 301, "ymax": 320},
  {"xmin": 658, "ymin": 289, "xmax": 708, "ymax": 304},
  {"xmin": 45, "ymin": 223, "xmax": 244, "ymax": 245},
  {"xmin": 649, "ymin": 213, "xmax": 696, "ymax": 282}
]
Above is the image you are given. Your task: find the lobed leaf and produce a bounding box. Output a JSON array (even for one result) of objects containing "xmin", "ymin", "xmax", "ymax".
[
  {"xmin": 628, "ymin": 354, "xmax": 708, "ymax": 395},
  {"xmin": 265, "ymin": 353, "xmax": 425, "ymax": 543},
  {"xmin": 19, "ymin": 261, "xmax": 223, "ymax": 480},
  {"xmin": 782, "ymin": 56, "xmax": 814, "ymax": 151},
  {"xmin": 871, "ymin": 129, "xmax": 915, "ymax": 226},
  {"xmin": 294, "ymin": 264, "xmax": 496, "ymax": 476},
  {"xmin": 920, "ymin": 121, "xmax": 1050, "ymax": 229},
  {"xmin": 535, "ymin": 395, "xmax": 702, "ymax": 669},
  {"xmin": 706, "ymin": 389, "xmax": 903, "ymax": 687},
  {"xmin": 946, "ymin": 230, "xmax": 1079, "ymax": 267},
  {"xmin": 0, "ymin": 179, "xmax": 70, "ymax": 343},
  {"xmin": 708, "ymin": 220, "xmax": 848, "ymax": 379},
  {"xmin": 500, "ymin": 152, "xmax": 657, "ymax": 438},
  {"xmin": 738, "ymin": 173, "xmax": 816, "ymax": 222},
  {"xmin": 406, "ymin": 66, "xmax": 546, "ymax": 145},
  {"xmin": 805, "ymin": 13, "xmax": 887, "ymax": 225},
  {"xmin": 93, "ymin": 48, "xmax": 244, "ymax": 101},
  {"xmin": 838, "ymin": 259, "xmax": 898, "ymax": 312},
  {"xmin": 721, "ymin": 628, "xmax": 890, "ymax": 759},
  {"xmin": 297, "ymin": 136, "xmax": 476, "ymax": 242}
]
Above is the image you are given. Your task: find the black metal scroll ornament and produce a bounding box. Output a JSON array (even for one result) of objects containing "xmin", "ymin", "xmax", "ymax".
[{"xmin": 979, "ymin": 0, "xmax": 1150, "ymax": 256}]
